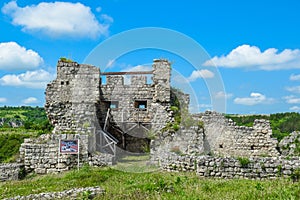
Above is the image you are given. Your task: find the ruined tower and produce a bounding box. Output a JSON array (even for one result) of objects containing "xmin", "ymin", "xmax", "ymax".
[{"xmin": 45, "ymin": 59, "xmax": 174, "ymax": 154}]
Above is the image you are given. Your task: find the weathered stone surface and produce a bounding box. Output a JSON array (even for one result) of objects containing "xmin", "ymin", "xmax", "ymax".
[
  {"xmin": 4, "ymin": 186, "xmax": 104, "ymax": 200},
  {"xmin": 45, "ymin": 59, "xmax": 180, "ymax": 154},
  {"xmin": 0, "ymin": 163, "xmax": 24, "ymax": 182},
  {"xmin": 19, "ymin": 134, "xmax": 114, "ymax": 175},
  {"xmin": 279, "ymin": 131, "xmax": 300, "ymax": 156},
  {"xmin": 200, "ymin": 111, "xmax": 279, "ymax": 157},
  {"xmin": 159, "ymin": 154, "xmax": 300, "ymax": 180}
]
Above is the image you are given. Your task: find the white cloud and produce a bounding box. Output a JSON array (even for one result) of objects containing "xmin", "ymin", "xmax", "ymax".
[
  {"xmin": 290, "ymin": 106, "xmax": 300, "ymax": 112},
  {"xmin": 234, "ymin": 92, "xmax": 274, "ymax": 106},
  {"xmin": 0, "ymin": 69, "xmax": 55, "ymax": 89},
  {"xmin": 198, "ymin": 104, "xmax": 212, "ymax": 108},
  {"xmin": 203, "ymin": 44, "xmax": 300, "ymax": 70},
  {"xmin": 101, "ymin": 14, "xmax": 114, "ymax": 23},
  {"xmin": 2, "ymin": 1, "xmax": 112, "ymax": 38},
  {"xmin": 286, "ymin": 86, "xmax": 300, "ymax": 94},
  {"xmin": 290, "ymin": 74, "xmax": 300, "ymax": 81},
  {"xmin": 188, "ymin": 69, "xmax": 214, "ymax": 81},
  {"xmin": 283, "ymin": 95, "xmax": 300, "ymax": 104},
  {"xmin": 96, "ymin": 7, "xmax": 102, "ymax": 12},
  {"xmin": 122, "ymin": 65, "xmax": 152, "ymax": 72},
  {"xmin": 22, "ymin": 97, "xmax": 39, "ymax": 104},
  {"xmin": 120, "ymin": 65, "xmax": 152, "ymax": 84},
  {"xmin": 0, "ymin": 42, "xmax": 43, "ymax": 70},
  {"xmin": 214, "ymin": 91, "xmax": 233, "ymax": 99},
  {"xmin": 0, "ymin": 98, "xmax": 7, "ymax": 103}
]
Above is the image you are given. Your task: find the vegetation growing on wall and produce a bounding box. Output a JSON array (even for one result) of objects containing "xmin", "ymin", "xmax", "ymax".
[
  {"xmin": 163, "ymin": 88, "xmax": 203, "ymax": 133},
  {"xmin": 59, "ymin": 57, "xmax": 73, "ymax": 63}
]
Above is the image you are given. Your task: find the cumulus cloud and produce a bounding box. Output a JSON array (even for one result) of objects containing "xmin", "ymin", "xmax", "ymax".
[
  {"xmin": 214, "ymin": 91, "xmax": 233, "ymax": 99},
  {"xmin": 188, "ymin": 69, "xmax": 214, "ymax": 81},
  {"xmin": 203, "ymin": 44, "xmax": 300, "ymax": 70},
  {"xmin": 290, "ymin": 106, "xmax": 300, "ymax": 112},
  {"xmin": 0, "ymin": 97, "xmax": 7, "ymax": 103},
  {"xmin": 286, "ymin": 86, "xmax": 300, "ymax": 94},
  {"xmin": 234, "ymin": 92, "xmax": 274, "ymax": 106},
  {"xmin": 0, "ymin": 69, "xmax": 55, "ymax": 89},
  {"xmin": 0, "ymin": 42, "xmax": 43, "ymax": 70},
  {"xmin": 283, "ymin": 95, "xmax": 300, "ymax": 104},
  {"xmin": 101, "ymin": 14, "xmax": 114, "ymax": 23},
  {"xmin": 290, "ymin": 74, "xmax": 300, "ymax": 81},
  {"xmin": 22, "ymin": 97, "xmax": 39, "ymax": 104},
  {"xmin": 2, "ymin": 1, "xmax": 112, "ymax": 38}
]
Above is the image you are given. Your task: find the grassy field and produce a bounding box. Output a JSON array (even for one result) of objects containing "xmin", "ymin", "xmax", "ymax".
[{"xmin": 0, "ymin": 165, "xmax": 299, "ymax": 200}]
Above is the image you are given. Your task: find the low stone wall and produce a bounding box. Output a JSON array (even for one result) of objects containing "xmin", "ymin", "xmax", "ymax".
[
  {"xmin": 201, "ymin": 111, "xmax": 279, "ymax": 157},
  {"xmin": 19, "ymin": 134, "xmax": 115, "ymax": 174},
  {"xmin": 0, "ymin": 163, "xmax": 24, "ymax": 182},
  {"xmin": 151, "ymin": 126, "xmax": 204, "ymax": 160},
  {"xmin": 160, "ymin": 154, "xmax": 300, "ymax": 179},
  {"xmin": 4, "ymin": 186, "xmax": 104, "ymax": 200}
]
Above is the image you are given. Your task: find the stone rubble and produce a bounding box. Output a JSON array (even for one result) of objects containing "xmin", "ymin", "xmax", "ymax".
[{"xmin": 4, "ymin": 186, "xmax": 104, "ymax": 200}]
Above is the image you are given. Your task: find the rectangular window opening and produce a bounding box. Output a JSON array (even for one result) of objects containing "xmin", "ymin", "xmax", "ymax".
[
  {"xmin": 104, "ymin": 101, "xmax": 119, "ymax": 110},
  {"xmin": 134, "ymin": 100, "xmax": 147, "ymax": 110},
  {"xmin": 109, "ymin": 101, "xmax": 119, "ymax": 109}
]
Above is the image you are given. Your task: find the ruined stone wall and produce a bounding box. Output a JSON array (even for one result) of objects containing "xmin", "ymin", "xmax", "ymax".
[
  {"xmin": 19, "ymin": 134, "xmax": 114, "ymax": 174},
  {"xmin": 100, "ymin": 75, "xmax": 155, "ymax": 124},
  {"xmin": 151, "ymin": 126, "xmax": 205, "ymax": 161},
  {"xmin": 99, "ymin": 59, "xmax": 172, "ymax": 129},
  {"xmin": 0, "ymin": 163, "xmax": 24, "ymax": 181},
  {"xmin": 160, "ymin": 154, "xmax": 300, "ymax": 179},
  {"xmin": 279, "ymin": 131, "xmax": 300, "ymax": 156},
  {"xmin": 45, "ymin": 61, "xmax": 101, "ymax": 152},
  {"xmin": 201, "ymin": 111, "xmax": 279, "ymax": 157}
]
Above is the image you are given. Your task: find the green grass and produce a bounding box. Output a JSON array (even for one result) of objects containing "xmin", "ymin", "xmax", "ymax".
[
  {"xmin": 113, "ymin": 155, "xmax": 159, "ymax": 173},
  {"xmin": 0, "ymin": 166, "xmax": 299, "ymax": 200}
]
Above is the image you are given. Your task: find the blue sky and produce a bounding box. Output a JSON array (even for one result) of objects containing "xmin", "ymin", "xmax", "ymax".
[{"xmin": 1, "ymin": 0, "xmax": 300, "ymax": 114}]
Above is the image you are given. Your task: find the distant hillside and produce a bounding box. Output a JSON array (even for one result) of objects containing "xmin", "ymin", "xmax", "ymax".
[
  {"xmin": 0, "ymin": 106, "xmax": 52, "ymax": 131},
  {"xmin": 226, "ymin": 112, "xmax": 300, "ymax": 141},
  {"xmin": 0, "ymin": 106, "xmax": 53, "ymax": 163}
]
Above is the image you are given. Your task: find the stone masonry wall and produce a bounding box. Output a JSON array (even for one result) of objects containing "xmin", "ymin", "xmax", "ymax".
[
  {"xmin": 0, "ymin": 163, "xmax": 24, "ymax": 181},
  {"xmin": 19, "ymin": 134, "xmax": 114, "ymax": 174},
  {"xmin": 151, "ymin": 126, "xmax": 205, "ymax": 161},
  {"xmin": 99, "ymin": 59, "xmax": 172, "ymax": 129},
  {"xmin": 201, "ymin": 111, "xmax": 279, "ymax": 157},
  {"xmin": 99, "ymin": 59, "xmax": 174, "ymax": 152},
  {"xmin": 45, "ymin": 61, "xmax": 101, "ymax": 152},
  {"xmin": 160, "ymin": 154, "xmax": 300, "ymax": 179}
]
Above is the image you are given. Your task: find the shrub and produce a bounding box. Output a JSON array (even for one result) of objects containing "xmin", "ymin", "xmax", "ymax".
[
  {"xmin": 290, "ymin": 168, "xmax": 300, "ymax": 182},
  {"xmin": 277, "ymin": 165, "xmax": 283, "ymax": 177},
  {"xmin": 59, "ymin": 57, "xmax": 73, "ymax": 63},
  {"xmin": 0, "ymin": 133, "xmax": 31, "ymax": 162},
  {"xmin": 237, "ymin": 157, "xmax": 250, "ymax": 168}
]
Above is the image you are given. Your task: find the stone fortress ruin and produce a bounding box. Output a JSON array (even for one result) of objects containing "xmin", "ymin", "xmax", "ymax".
[
  {"xmin": 1, "ymin": 58, "xmax": 299, "ymax": 181},
  {"xmin": 44, "ymin": 58, "xmax": 281, "ymax": 158}
]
